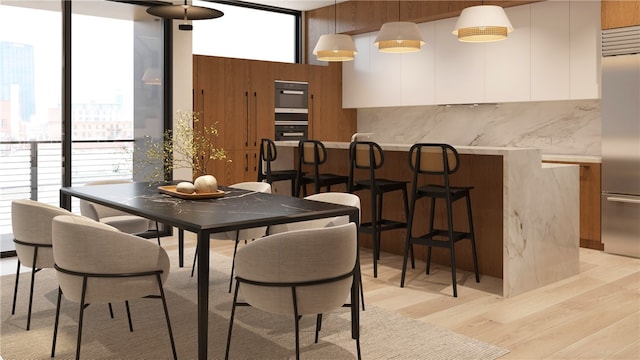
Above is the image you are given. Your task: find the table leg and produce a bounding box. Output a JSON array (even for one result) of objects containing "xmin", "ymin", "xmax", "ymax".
[
  {"xmin": 178, "ymin": 229, "xmax": 185, "ymax": 267},
  {"xmin": 197, "ymin": 231, "xmax": 210, "ymax": 360}
]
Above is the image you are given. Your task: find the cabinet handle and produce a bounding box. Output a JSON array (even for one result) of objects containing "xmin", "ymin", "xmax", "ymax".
[
  {"xmin": 245, "ymin": 91, "xmax": 249, "ymax": 147},
  {"xmin": 606, "ymin": 196, "xmax": 640, "ymax": 205},
  {"xmin": 253, "ymin": 153, "xmax": 257, "ymax": 171},
  {"xmin": 253, "ymin": 91, "xmax": 258, "ymax": 147}
]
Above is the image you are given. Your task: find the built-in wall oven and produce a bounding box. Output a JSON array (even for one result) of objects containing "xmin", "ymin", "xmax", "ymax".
[{"xmin": 274, "ymin": 80, "xmax": 308, "ymax": 141}]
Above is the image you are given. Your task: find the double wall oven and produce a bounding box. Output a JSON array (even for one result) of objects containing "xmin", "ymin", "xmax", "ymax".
[{"xmin": 274, "ymin": 80, "xmax": 308, "ymax": 141}]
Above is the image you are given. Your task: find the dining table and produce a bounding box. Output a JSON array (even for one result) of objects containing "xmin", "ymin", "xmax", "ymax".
[{"xmin": 60, "ymin": 181, "xmax": 361, "ymax": 360}]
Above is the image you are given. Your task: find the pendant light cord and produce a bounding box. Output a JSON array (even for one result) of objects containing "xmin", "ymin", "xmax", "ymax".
[{"xmin": 334, "ymin": 0, "xmax": 337, "ymax": 34}]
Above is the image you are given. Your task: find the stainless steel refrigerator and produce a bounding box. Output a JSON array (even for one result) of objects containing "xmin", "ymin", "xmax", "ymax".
[{"xmin": 601, "ymin": 26, "xmax": 640, "ymax": 258}]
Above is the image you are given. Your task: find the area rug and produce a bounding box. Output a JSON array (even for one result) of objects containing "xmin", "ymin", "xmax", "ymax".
[{"xmin": 1, "ymin": 250, "xmax": 509, "ymax": 359}]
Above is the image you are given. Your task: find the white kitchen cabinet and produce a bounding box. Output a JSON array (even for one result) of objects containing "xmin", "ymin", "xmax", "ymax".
[
  {"xmin": 342, "ymin": 33, "xmax": 373, "ymax": 108},
  {"xmin": 400, "ymin": 21, "xmax": 436, "ymax": 106},
  {"xmin": 531, "ymin": 0, "xmax": 571, "ymax": 101},
  {"xmin": 435, "ymin": 16, "xmax": 485, "ymax": 105},
  {"xmin": 484, "ymin": 5, "xmax": 531, "ymax": 103},
  {"xmin": 341, "ymin": 0, "xmax": 600, "ymax": 108},
  {"xmin": 570, "ymin": 0, "xmax": 600, "ymax": 100}
]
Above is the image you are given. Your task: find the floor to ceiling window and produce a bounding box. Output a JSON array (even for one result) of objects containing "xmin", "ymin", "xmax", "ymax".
[
  {"xmin": 0, "ymin": 1, "xmax": 165, "ymax": 253},
  {"xmin": 192, "ymin": 1, "xmax": 298, "ymax": 63}
]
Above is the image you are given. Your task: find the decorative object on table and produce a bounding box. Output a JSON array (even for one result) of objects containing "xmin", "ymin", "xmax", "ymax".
[{"xmin": 134, "ymin": 110, "xmax": 228, "ymax": 185}]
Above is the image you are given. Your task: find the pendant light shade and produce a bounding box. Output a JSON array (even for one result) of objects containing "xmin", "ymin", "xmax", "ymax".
[
  {"xmin": 374, "ymin": 21, "xmax": 425, "ymax": 53},
  {"xmin": 452, "ymin": 5, "xmax": 513, "ymax": 42},
  {"xmin": 313, "ymin": 34, "xmax": 357, "ymax": 62},
  {"xmin": 313, "ymin": 0, "xmax": 357, "ymax": 62},
  {"xmin": 146, "ymin": 0, "xmax": 223, "ymax": 31}
]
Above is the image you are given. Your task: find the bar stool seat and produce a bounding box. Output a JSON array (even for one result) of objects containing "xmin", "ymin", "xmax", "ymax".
[
  {"xmin": 348, "ymin": 141, "xmax": 410, "ymax": 278},
  {"xmin": 401, "ymin": 143, "xmax": 479, "ymax": 297},
  {"xmin": 257, "ymin": 138, "xmax": 299, "ymax": 196},
  {"xmin": 296, "ymin": 140, "xmax": 348, "ymax": 197}
]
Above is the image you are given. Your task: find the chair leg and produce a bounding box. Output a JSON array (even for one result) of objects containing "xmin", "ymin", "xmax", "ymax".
[
  {"xmin": 26, "ymin": 247, "xmax": 39, "ymax": 331},
  {"xmin": 315, "ymin": 314, "xmax": 323, "ymax": 343},
  {"xmin": 356, "ymin": 337, "xmax": 362, "ymax": 360},
  {"xmin": 445, "ymin": 199, "xmax": 458, "ymax": 298},
  {"xmin": 225, "ymin": 281, "xmax": 241, "ymax": 360},
  {"xmin": 400, "ymin": 201, "xmax": 416, "ymax": 288},
  {"xmin": 191, "ymin": 243, "xmax": 198, "ymax": 277},
  {"xmin": 229, "ymin": 232, "xmax": 241, "ymax": 293},
  {"xmin": 466, "ymin": 195, "xmax": 480, "ymax": 283},
  {"xmin": 125, "ymin": 301, "xmax": 133, "ymax": 332},
  {"xmin": 76, "ymin": 277, "xmax": 88, "ymax": 360},
  {"xmin": 370, "ymin": 189, "xmax": 379, "ymax": 278},
  {"xmin": 11, "ymin": 259, "xmax": 20, "ymax": 315},
  {"xmin": 155, "ymin": 221, "xmax": 161, "ymax": 246},
  {"xmin": 291, "ymin": 287, "xmax": 301, "ymax": 360},
  {"xmin": 108, "ymin": 303, "xmax": 114, "ymax": 318},
  {"xmin": 426, "ymin": 197, "xmax": 436, "ymax": 274},
  {"xmin": 51, "ymin": 287, "xmax": 63, "ymax": 357},
  {"xmin": 156, "ymin": 273, "xmax": 178, "ymax": 360}
]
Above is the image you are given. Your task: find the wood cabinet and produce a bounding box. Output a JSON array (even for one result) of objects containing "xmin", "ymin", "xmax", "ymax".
[
  {"xmin": 193, "ymin": 55, "xmax": 274, "ymax": 186},
  {"xmin": 601, "ymin": 0, "xmax": 640, "ymax": 30},
  {"xmin": 194, "ymin": 56, "xmax": 356, "ymax": 184},
  {"xmin": 544, "ymin": 161, "xmax": 602, "ymax": 250},
  {"xmin": 308, "ymin": 63, "xmax": 356, "ymax": 141}
]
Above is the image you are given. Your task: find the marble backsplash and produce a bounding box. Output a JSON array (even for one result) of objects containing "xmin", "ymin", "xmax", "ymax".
[{"xmin": 357, "ymin": 99, "xmax": 601, "ymax": 156}]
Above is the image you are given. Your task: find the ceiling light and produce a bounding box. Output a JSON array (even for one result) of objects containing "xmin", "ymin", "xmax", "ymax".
[
  {"xmin": 146, "ymin": 0, "xmax": 223, "ymax": 31},
  {"xmin": 375, "ymin": 21, "xmax": 425, "ymax": 53},
  {"xmin": 374, "ymin": 0, "xmax": 424, "ymax": 53},
  {"xmin": 452, "ymin": 5, "xmax": 513, "ymax": 42},
  {"xmin": 312, "ymin": 1, "xmax": 357, "ymax": 62}
]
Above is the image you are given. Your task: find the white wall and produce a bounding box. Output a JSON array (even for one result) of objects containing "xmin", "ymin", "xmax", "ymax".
[{"xmin": 172, "ymin": 23, "xmax": 194, "ymax": 181}]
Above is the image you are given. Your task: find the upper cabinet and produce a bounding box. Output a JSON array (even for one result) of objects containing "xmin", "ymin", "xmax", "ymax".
[
  {"xmin": 601, "ymin": 0, "xmax": 640, "ymax": 30},
  {"xmin": 342, "ymin": 1, "xmax": 600, "ymax": 108}
]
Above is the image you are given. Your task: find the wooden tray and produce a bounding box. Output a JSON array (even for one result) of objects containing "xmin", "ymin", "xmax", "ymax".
[{"xmin": 158, "ymin": 185, "xmax": 225, "ymax": 199}]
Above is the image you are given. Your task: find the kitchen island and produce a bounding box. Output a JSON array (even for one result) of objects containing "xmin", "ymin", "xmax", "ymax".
[{"xmin": 275, "ymin": 141, "xmax": 580, "ymax": 297}]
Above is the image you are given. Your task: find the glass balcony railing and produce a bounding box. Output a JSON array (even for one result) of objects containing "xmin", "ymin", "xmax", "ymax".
[{"xmin": 0, "ymin": 140, "xmax": 135, "ymax": 252}]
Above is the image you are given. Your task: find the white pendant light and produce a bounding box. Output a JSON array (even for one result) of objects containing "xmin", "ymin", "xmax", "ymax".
[
  {"xmin": 375, "ymin": 21, "xmax": 425, "ymax": 53},
  {"xmin": 313, "ymin": 1, "xmax": 357, "ymax": 62},
  {"xmin": 313, "ymin": 34, "xmax": 357, "ymax": 62},
  {"xmin": 374, "ymin": 1, "xmax": 424, "ymax": 53},
  {"xmin": 452, "ymin": 5, "xmax": 513, "ymax": 42}
]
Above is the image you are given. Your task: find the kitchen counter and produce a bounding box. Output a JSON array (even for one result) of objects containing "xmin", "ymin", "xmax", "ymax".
[{"xmin": 275, "ymin": 141, "xmax": 580, "ymax": 297}]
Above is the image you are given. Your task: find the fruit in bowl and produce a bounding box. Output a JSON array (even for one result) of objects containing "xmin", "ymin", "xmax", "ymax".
[{"xmin": 193, "ymin": 175, "xmax": 218, "ymax": 193}]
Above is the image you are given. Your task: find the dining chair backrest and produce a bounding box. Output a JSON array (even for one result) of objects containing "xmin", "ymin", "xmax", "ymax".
[
  {"xmin": 52, "ymin": 214, "xmax": 170, "ymax": 304},
  {"xmin": 408, "ymin": 143, "xmax": 460, "ymax": 176},
  {"xmin": 268, "ymin": 192, "xmax": 360, "ymax": 234},
  {"xmin": 11, "ymin": 199, "xmax": 75, "ymax": 269},
  {"xmin": 350, "ymin": 141, "xmax": 384, "ymax": 170},
  {"xmin": 235, "ymin": 222, "xmax": 357, "ymax": 316},
  {"xmin": 300, "ymin": 139, "xmax": 328, "ymax": 165}
]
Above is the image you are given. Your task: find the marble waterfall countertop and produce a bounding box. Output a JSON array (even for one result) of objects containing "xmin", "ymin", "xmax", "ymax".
[{"xmin": 276, "ymin": 140, "xmax": 581, "ymax": 297}]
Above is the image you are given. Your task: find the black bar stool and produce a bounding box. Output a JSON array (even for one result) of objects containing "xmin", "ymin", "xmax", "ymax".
[
  {"xmin": 400, "ymin": 143, "xmax": 479, "ymax": 297},
  {"xmin": 348, "ymin": 141, "xmax": 410, "ymax": 278},
  {"xmin": 295, "ymin": 139, "xmax": 349, "ymax": 197},
  {"xmin": 257, "ymin": 138, "xmax": 299, "ymax": 196}
]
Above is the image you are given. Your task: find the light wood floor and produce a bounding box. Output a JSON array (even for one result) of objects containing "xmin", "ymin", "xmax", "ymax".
[
  {"xmin": 4, "ymin": 232, "xmax": 638, "ymax": 359},
  {"xmin": 194, "ymin": 233, "xmax": 640, "ymax": 360}
]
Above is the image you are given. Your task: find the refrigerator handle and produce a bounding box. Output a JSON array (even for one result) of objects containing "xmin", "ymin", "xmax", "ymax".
[{"xmin": 606, "ymin": 196, "xmax": 640, "ymax": 205}]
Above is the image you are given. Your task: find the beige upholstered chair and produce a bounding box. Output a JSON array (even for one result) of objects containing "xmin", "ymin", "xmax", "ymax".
[
  {"xmin": 191, "ymin": 181, "xmax": 272, "ymax": 292},
  {"xmin": 10, "ymin": 199, "xmax": 77, "ymax": 330},
  {"xmin": 51, "ymin": 215, "xmax": 176, "ymax": 360},
  {"xmin": 226, "ymin": 222, "xmax": 361, "ymax": 360},
  {"xmin": 268, "ymin": 192, "xmax": 361, "ymax": 234},
  {"xmin": 79, "ymin": 179, "xmax": 160, "ymax": 243}
]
